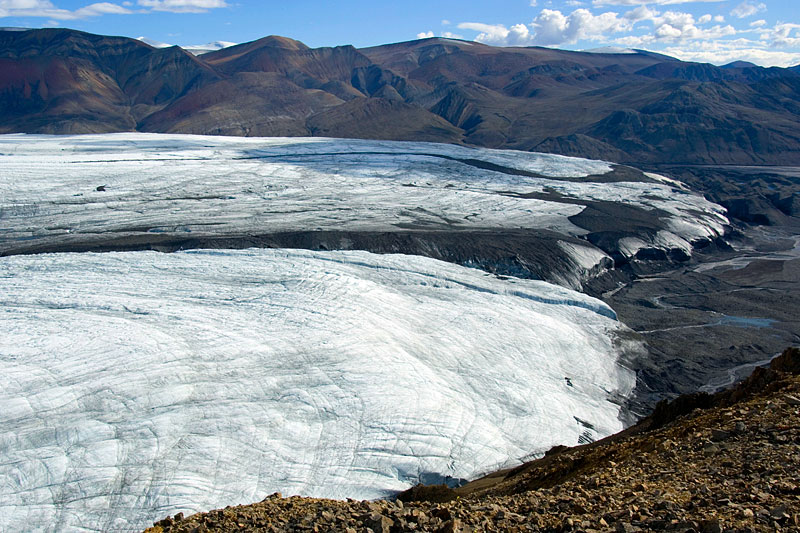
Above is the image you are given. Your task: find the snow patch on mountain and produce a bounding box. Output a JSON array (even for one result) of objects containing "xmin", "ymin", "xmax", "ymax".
[
  {"xmin": 0, "ymin": 249, "xmax": 636, "ymax": 532},
  {"xmin": 582, "ymin": 47, "xmax": 637, "ymax": 55},
  {"xmin": 184, "ymin": 40, "xmax": 238, "ymax": 55},
  {"xmin": 136, "ymin": 37, "xmax": 238, "ymax": 54}
]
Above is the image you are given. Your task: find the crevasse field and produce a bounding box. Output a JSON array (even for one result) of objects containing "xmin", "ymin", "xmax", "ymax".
[
  {"xmin": 1, "ymin": 250, "xmax": 635, "ymax": 532},
  {"xmin": 0, "ymin": 134, "xmax": 727, "ymax": 267},
  {"xmin": 0, "ymin": 134, "xmax": 722, "ymax": 532}
]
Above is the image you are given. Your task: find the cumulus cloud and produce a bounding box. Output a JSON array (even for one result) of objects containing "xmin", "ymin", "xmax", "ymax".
[
  {"xmin": 455, "ymin": 2, "xmax": 749, "ymax": 50},
  {"xmin": 619, "ymin": 7, "xmax": 737, "ymax": 43},
  {"xmin": 456, "ymin": 22, "xmax": 532, "ymax": 46},
  {"xmin": 416, "ymin": 30, "xmax": 463, "ymax": 41},
  {"xmin": 534, "ymin": 8, "xmax": 631, "ymax": 45},
  {"xmin": 624, "ymin": 5, "xmax": 657, "ymax": 22},
  {"xmin": 730, "ymin": 1, "xmax": 766, "ymax": 19},
  {"xmin": 459, "ymin": 8, "xmax": 630, "ymax": 47},
  {"xmin": 765, "ymin": 23, "xmax": 800, "ymax": 48},
  {"xmin": 0, "ymin": 0, "xmax": 227, "ymax": 18},
  {"xmin": 661, "ymin": 37, "xmax": 800, "ymax": 67},
  {"xmin": 593, "ymin": 0, "xmax": 724, "ymax": 5},
  {"xmin": 75, "ymin": 2, "xmax": 131, "ymax": 16},
  {"xmin": 136, "ymin": 0, "xmax": 227, "ymax": 13},
  {"xmin": 0, "ymin": 0, "xmax": 133, "ymax": 19}
]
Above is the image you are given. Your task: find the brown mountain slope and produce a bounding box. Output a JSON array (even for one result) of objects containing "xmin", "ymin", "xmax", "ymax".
[
  {"xmin": 144, "ymin": 348, "xmax": 800, "ymax": 532},
  {"xmin": 0, "ymin": 28, "xmax": 221, "ymax": 133},
  {"xmin": 140, "ymin": 72, "xmax": 344, "ymax": 136},
  {"xmin": 3, "ymin": 28, "xmax": 800, "ymax": 164}
]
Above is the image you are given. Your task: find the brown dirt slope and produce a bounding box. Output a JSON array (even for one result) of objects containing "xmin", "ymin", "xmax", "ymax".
[{"xmin": 145, "ymin": 347, "xmax": 800, "ymax": 533}]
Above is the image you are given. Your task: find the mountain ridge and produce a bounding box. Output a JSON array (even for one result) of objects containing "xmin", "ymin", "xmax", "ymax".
[{"xmin": 3, "ymin": 28, "xmax": 800, "ymax": 165}]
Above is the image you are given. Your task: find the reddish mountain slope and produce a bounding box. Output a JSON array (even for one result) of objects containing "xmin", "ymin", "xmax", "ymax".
[{"xmin": 3, "ymin": 29, "xmax": 800, "ymax": 164}]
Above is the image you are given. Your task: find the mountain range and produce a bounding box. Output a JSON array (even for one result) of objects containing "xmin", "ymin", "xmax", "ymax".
[{"xmin": 3, "ymin": 28, "xmax": 800, "ymax": 165}]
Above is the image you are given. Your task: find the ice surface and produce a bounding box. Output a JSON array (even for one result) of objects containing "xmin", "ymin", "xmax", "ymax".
[
  {"xmin": 0, "ymin": 133, "xmax": 727, "ymax": 264},
  {"xmin": 0, "ymin": 249, "xmax": 635, "ymax": 532},
  {"xmin": 556, "ymin": 241, "xmax": 613, "ymax": 287},
  {"xmin": 0, "ymin": 133, "xmax": 722, "ymax": 530}
]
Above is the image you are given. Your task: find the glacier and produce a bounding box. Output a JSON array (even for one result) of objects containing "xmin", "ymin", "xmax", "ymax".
[
  {"xmin": 0, "ymin": 133, "xmax": 729, "ymax": 531},
  {"xmin": 0, "ymin": 249, "xmax": 636, "ymax": 532},
  {"xmin": 0, "ymin": 134, "xmax": 728, "ymax": 288}
]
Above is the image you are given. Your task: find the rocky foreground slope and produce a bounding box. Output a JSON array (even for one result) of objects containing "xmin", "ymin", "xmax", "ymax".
[{"xmin": 145, "ymin": 347, "xmax": 800, "ymax": 533}]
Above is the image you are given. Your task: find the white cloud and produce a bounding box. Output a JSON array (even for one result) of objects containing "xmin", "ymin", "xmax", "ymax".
[
  {"xmin": 441, "ymin": 19, "xmax": 450, "ymax": 25},
  {"xmin": 593, "ymin": 0, "xmax": 724, "ymax": 5},
  {"xmin": 136, "ymin": 0, "xmax": 227, "ymax": 13},
  {"xmin": 655, "ymin": 24, "xmax": 682, "ymax": 38},
  {"xmin": 0, "ymin": 0, "xmax": 133, "ymax": 19},
  {"xmin": 75, "ymin": 2, "xmax": 131, "ymax": 16},
  {"xmin": 415, "ymin": 30, "xmax": 462, "ymax": 40},
  {"xmin": 660, "ymin": 38, "xmax": 800, "ymax": 67},
  {"xmin": 536, "ymin": 8, "xmax": 632, "ymax": 45},
  {"xmin": 457, "ymin": 4, "xmax": 748, "ymax": 49},
  {"xmin": 613, "ymin": 34, "xmax": 653, "ymax": 47},
  {"xmin": 620, "ymin": 7, "xmax": 737, "ymax": 43},
  {"xmin": 457, "ymin": 23, "xmax": 509, "ymax": 44},
  {"xmin": 459, "ymin": 8, "xmax": 630, "ymax": 47},
  {"xmin": 456, "ymin": 22, "xmax": 532, "ymax": 46},
  {"xmin": 0, "ymin": 0, "xmax": 227, "ymax": 18},
  {"xmin": 730, "ymin": 1, "xmax": 766, "ymax": 19},
  {"xmin": 624, "ymin": 5, "xmax": 657, "ymax": 22},
  {"xmin": 447, "ymin": 1, "xmax": 798, "ymax": 68},
  {"xmin": 766, "ymin": 22, "xmax": 800, "ymax": 47}
]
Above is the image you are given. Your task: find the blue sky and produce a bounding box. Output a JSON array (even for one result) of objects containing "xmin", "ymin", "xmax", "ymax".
[{"xmin": 1, "ymin": 0, "xmax": 799, "ymax": 67}]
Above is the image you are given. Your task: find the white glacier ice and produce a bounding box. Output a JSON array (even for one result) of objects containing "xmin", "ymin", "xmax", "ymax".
[
  {"xmin": 0, "ymin": 133, "xmax": 727, "ymax": 264},
  {"xmin": 0, "ymin": 133, "xmax": 726, "ymax": 531},
  {"xmin": 0, "ymin": 249, "xmax": 636, "ymax": 532}
]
